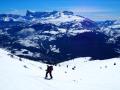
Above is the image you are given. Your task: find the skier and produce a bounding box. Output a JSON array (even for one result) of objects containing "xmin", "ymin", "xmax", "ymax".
[{"xmin": 45, "ymin": 65, "xmax": 53, "ymax": 79}]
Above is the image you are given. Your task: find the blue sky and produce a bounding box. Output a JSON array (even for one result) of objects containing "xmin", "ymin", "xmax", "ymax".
[{"xmin": 0, "ymin": 0, "xmax": 120, "ymax": 20}]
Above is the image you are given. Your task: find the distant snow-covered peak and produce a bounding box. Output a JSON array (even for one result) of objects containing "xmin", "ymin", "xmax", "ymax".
[
  {"xmin": 25, "ymin": 10, "xmax": 85, "ymax": 25},
  {"xmin": 0, "ymin": 14, "xmax": 26, "ymax": 22},
  {"xmin": 105, "ymin": 19, "xmax": 120, "ymax": 30},
  {"xmin": 4, "ymin": 16, "xmax": 11, "ymax": 21},
  {"xmin": 41, "ymin": 12, "xmax": 85, "ymax": 25},
  {"xmin": 114, "ymin": 18, "xmax": 120, "ymax": 25},
  {"xmin": 42, "ymin": 15, "xmax": 84, "ymax": 25}
]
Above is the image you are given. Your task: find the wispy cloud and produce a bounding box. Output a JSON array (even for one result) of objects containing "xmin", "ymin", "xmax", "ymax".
[
  {"xmin": 8, "ymin": 9, "xmax": 26, "ymax": 15},
  {"xmin": 65, "ymin": 6, "xmax": 120, "ymax": 21},
  {"xmin": 67, "ymin": 6, "xmax": 110, "ymax": 13}
]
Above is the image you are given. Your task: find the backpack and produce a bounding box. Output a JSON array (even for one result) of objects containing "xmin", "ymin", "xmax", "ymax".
[{"xmin": 49, "ymin": 66, "xmax": 53, "ymax": 71}]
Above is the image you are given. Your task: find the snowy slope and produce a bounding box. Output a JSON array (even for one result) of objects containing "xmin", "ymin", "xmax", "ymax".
[{"xmin": 0, "ymin": 49, "xmax": 120, "ymax": 90}]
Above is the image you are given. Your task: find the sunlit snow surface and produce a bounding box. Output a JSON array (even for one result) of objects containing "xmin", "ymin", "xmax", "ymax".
[{"xmin": 0, "ymin": 49, "xmax": 120, "ymax": 90}]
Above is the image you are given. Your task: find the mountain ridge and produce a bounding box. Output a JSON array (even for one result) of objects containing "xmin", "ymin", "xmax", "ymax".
[{"xmin": 0, "ymin": 10, "xmax": 120, "ymax": 64}]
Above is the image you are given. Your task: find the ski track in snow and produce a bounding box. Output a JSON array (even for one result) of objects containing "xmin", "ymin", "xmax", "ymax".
[{"xmin": 0, "ymin": 49, "xmax": 120, "ymax": 90}]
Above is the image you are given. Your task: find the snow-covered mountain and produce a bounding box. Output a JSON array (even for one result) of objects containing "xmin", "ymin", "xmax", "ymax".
[
  {"xmin": 0, "ymin": 14, "xmax": 26, "ymax": 22},
  {"xmin": 26, "ymin": 10, "xmax": 84, "ymax": 24},
  {"xmin": 0, "ymin": 11, "xmax": 120, "ymax": 64},
  {"xmin": 102, "ymin": 19, "xmax": 120, "ymax": 38},
  {"xmin": 97, "ymin": 19, "xmax": 120, "ymax": 54},
  {"xmin": 0, "ymin": 48, "xmax": 120, "ymax": 90}
]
